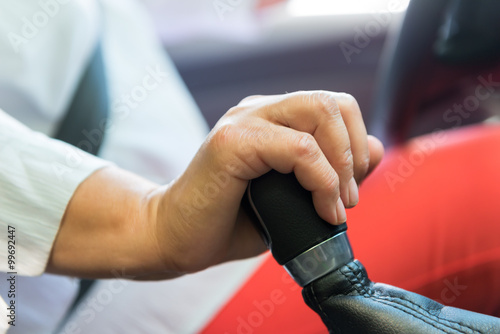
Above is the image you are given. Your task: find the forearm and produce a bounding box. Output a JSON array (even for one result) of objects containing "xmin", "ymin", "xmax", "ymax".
[{"xmin": 46, "ymin": 166, "xmax": 174, "ymax": 279}]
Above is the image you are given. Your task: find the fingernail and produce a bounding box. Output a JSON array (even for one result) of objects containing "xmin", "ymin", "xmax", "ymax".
[
  {"xmin": 348, "ymin": 177, "xmax": 359, "ymax": 207},
  {"xmin": 336, "ymin": 198, "xmax": 347, "ymax": 223}
]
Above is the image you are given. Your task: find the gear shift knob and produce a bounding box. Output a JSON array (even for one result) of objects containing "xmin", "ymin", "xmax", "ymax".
[
  {"xmin": 246, "ymin": 170, "xmax": 353, "ymax": 286},
  {"xmin": 246, "ymin": 171, "xmax": 500, "ymax": 333}
]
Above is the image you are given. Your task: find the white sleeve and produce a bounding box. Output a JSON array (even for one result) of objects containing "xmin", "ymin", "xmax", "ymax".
[{"xmin": 0, "ymin": 109, "xmax": 111, "ymax": 276}]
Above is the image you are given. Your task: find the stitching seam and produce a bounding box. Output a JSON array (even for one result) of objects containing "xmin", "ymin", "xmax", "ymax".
[{"xmin": 336, "ymin": 268, "xmax": 479, "ymax": 334}]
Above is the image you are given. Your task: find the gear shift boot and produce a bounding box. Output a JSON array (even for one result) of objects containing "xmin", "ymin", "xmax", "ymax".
[
  {"xmin": 303, "ymin": 259, "xmax": 500, "ymax": 333},
  {"xmin": 247, "ymin": 171, "xmax": 500, "ymax": 333}
]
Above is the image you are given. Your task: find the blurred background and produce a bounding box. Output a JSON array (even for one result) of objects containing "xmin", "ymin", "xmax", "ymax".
[
  {"xmin": 140, "ymin": 0, "xmax": 409, "ymax": 128},
  {"xmin": 138, "ymin": 0, "xmax": 500, "ymax": 149}
]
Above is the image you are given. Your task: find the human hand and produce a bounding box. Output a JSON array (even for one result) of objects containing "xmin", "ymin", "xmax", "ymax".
[
  {"xmin": 153, "ymin": 91, "xmax": 384, "ymax": 275},
  {"xmin": 48, "ymin": 91, "xmax": 383, "ymax": 279}
]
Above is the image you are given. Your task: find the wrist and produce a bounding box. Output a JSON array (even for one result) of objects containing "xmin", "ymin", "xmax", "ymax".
[{"xmin": 147, "ymin": 181, "xmax": 193, "ymax": 278}]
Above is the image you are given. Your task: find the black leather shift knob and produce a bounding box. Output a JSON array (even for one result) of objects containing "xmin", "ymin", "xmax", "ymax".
[
  {"xmin": 246, "ymin": 171, "xmax": 353, "ymax": 286},
  {"xmin": 247, "ymin": 171, "xmax": 500, "ymax": 333}
]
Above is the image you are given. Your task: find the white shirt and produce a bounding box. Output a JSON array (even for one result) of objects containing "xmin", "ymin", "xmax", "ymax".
[
  {"xmin": 0, "ymin": 0, "xmax": 263, "ymax": 333},
  {"xmin": 0, "ymin": 110, "xmax": 110, "ymax": 334}
]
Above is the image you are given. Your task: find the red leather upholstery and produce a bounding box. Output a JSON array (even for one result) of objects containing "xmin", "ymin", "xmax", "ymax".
[{"xmin": 202, "ymin": 125, "xmax": 500, "ymax": 333}]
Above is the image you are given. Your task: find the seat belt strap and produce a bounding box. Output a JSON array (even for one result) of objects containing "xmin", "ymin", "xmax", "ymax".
[{"xmin": 54, "ymin": 41, "xmax": 109, "ymax": 156}]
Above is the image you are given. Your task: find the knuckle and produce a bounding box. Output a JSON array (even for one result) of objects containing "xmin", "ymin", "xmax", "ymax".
[
  {"xmin": 225, "ymin": 105, "xmax": 241, "ymax": 117},
  {"xmin": 238, "ymin": 95, "xmax": 263, "ymax": 107},
  {"xmin": 309, "ymin": 91, "xmax": 341, "ymax": 119},
  {"xmin": 340, "ymin": 93, "xmax": 361, "ymax": 115},
  {"xmin": 240, "ymin": 95, "xmax": 262, "ymax": 102},
  {"xmin": 342, "ymin": 92, "xmax": 356, "ymax": 104},
  {"xmin": 294, "ymin": 133, "xmax": 318, "ymax": 158},
  {"xmin": 209, "ymin": 123, "xmax": 237, "ymax": 152}
]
